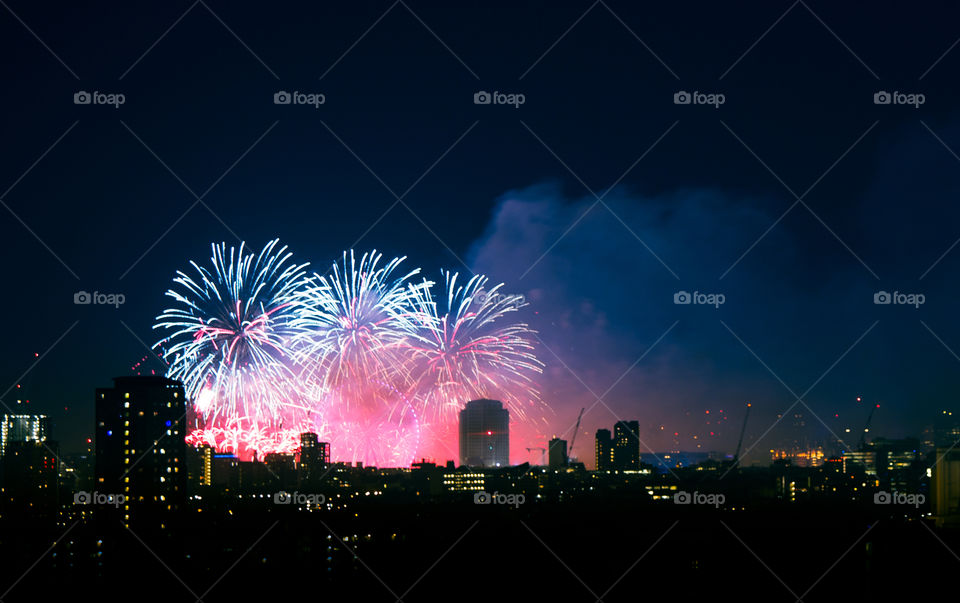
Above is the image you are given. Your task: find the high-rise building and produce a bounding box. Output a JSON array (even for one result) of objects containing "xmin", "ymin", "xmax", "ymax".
[
  {"xmin": 548, "ymin": 437, "xmax": 567, "ymax": 469},
  {"xmin": 842, "ymin": 450, "xmax": 877, "ymax": 475},
  {"xmin": 1, "ymin": 414, "xmax": 51, "ymax": 457},
  {"xmin": 95, "ymin": 376, "xmax": 187, "ymax": 529},
  {"xmin": 613, "ymin": 421, "xmax": 640, "ymax": 470},
  {"xmin": 932, "ymin": 446, "xmax": 960, "ymax": 528},
  {"xmin": 459, "ymin": 399, "xmax": 509, "ymax": 467},
  {"xmin": 297, "ymin": 432, "xmax": 330, "ymax": 483},
  {"xmin": 595, "ymin": 429, "xmax": 613, "ymax": 471}
]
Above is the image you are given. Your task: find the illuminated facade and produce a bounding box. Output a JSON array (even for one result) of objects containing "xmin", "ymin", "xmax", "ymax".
[
  {"xmin": 770, "ymin": 448, "xmax": 825, "ymax": 468},
  {"xmin": 458, "ymin": 399, "xmax": 509, "ymax": 467},
  {"xmin": 442, "ymin": 471, "xmax": 486, "ymax": 492},
  {"xmin": 613, "ymin": 421, "xmax": 640, "ymax": 470},
  {"xmin": 932, "ymin": 446, "xmax": 960, "ymax": 528},
  {"xmin": 95, "ymin": 376, "xmax": 187, "ymax": 528},
  {"xmin": 842, "ymin": 451, "xmax": 877, "ymax": 475},
  {"xmin": 297, "ymin": 431, "xmax": 330, "ymax": 482},
  {"xmin": 595, "ymin": 429, "xmax": 613, "ymax": 471},
  {"xmin": 0, "ymin": 414, "xmax": 50, "ymax": 457}
]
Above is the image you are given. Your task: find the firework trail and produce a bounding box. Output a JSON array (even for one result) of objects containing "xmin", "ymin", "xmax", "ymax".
[{"xmin": 153, "ymin": 239, "xmax": 312, "ymax": 434}]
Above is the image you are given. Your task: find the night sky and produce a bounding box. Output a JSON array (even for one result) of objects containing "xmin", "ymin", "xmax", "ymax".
[{"xmin": 2, "ymin": 1, "xmax": 959, "ymax": 464}]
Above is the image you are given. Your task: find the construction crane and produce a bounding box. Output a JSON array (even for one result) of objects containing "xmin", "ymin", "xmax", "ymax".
[
  {"xmin": 732, "ymin": 402, "xmax": 752, "ymax": 465},
  {"xmin": 859, "ymin": 401, "xmax": 879, "ymax": 452},
  {"xmin": 526, "ymin": 447, "xmax": 546, "ymax": 465},
  {"xmin": 567, "ymin": 407, "xmax": 586, "ymax": 463}
]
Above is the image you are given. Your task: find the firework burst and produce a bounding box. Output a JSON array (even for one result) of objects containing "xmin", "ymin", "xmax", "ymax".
[
  {"xmin": 154, "ymin": 242, "xmax": 543, "ymax": 466},
  {"xmin": 292, "ymin": 250, "xmax": 428, "ymax": 400},
  {"xmin": 153, "ymin": 239, "xmax": 311, "ymax": 430},
  {"xmin": 406, "ymin": 272, "xmax": 543, "ymax": 424}
]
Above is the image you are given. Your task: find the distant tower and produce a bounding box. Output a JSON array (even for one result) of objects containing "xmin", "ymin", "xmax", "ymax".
[
  {"xmin": 613, "ymin": 421, "xmax": 640, "ymax": 470},
  {"xmin": 297, "ymin": 431, "xmax": 330, "ymax": 482},
  {"xmin": 95, "ymin": 376, "xmax": 187, "ymax": 529},
  {"xmin": 595, "ymin": 429, "xmax": 613, "ymax": 471},
  {"xmin": 548, "ymin": 437, "xmax": 568, "ymax": 469},
  {"xmin": 459, "ymin": 399, "xmax": 509, "ymax": 467}
]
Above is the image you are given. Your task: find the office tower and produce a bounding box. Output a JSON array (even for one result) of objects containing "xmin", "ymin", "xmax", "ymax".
[
  {"xmin": 459, "ymin": 399, "xmax": 509, "ymax": 467},
  {"xmin": 1, "ymin": 414, "xmax": 51, "ymax": 457},
  {"xmin": 548, "ymin": 437, "xmax": 568, "ymax": 469},
  {"xmin": 842, "ymin": 450, "xmax": 877, "ymax": 475},
  {"xmin": 595, "ymin": 429, "xmax": 613, "ymax": 471},
  {"xmin": 95, "ymin": 376, "xmax": 186, "ymax": 529},
  {"xmin": 933, "ymin": 446, "xmax": 960, "ymax": 528},
  {"xmin": 186, "ymin": 444, "xmax": 212, "ymax": 488},
  {"xmin": 613, "ymin": 421, "xmax": 640, "ymax": 470},
  {"xmin": 297, "ymin": 432, "xmax": 330, "ymax": 482}
]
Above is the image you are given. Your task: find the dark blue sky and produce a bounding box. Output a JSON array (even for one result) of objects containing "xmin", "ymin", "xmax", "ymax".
[{"xmin": 2, "ymin": 1, "xmax": 959, "ymax": 463}]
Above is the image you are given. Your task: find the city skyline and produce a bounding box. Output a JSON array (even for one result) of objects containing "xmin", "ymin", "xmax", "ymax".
[{"xmin": 3, "ymin": 4, "xmax": 960, "ymax": 466}]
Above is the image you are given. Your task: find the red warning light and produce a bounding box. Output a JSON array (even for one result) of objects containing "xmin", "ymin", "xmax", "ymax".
[{"xmin": 486, "ymin": 431, "xmax": 492, "ymax": 436}]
